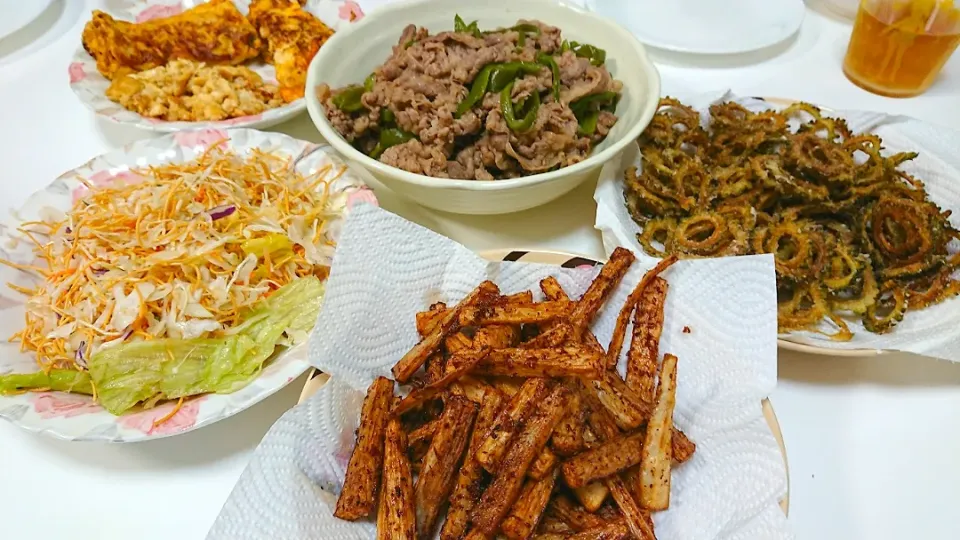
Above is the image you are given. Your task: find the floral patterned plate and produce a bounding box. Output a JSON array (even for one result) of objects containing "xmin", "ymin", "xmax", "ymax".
[
  {"xmin": 0, "ymin": 128, "xmax": 377, "ymax": 442},
  {"xmin": 70, "ymin": 0, "xmax": 366, "ymax": 132}
]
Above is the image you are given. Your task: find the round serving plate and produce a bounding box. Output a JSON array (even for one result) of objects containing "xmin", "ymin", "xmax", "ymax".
[
  {"xmin": 298, "ymin": 247, "xmax": 791, "ymax": 514},
  {"xmin": 0, "ymin": 129, "xmax": 375, "ymax": 442},
  {"xmin": 69, "ymin": 0, "xmax": 363, "ymax": 132}
]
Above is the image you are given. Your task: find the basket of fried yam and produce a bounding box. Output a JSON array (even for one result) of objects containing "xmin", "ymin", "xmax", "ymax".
[{"xmin": 333, "ymin": 248, "xmax": 693, "ymax": 540}]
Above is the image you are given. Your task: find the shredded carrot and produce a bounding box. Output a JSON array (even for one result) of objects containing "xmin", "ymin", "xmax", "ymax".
[
  {"xmin": 0, "ymin": 145, "xmax": 345, "ymax": 385},
  {"xmin": 151, "ymin": 396, "xmax": 185, "ymax": 429}
]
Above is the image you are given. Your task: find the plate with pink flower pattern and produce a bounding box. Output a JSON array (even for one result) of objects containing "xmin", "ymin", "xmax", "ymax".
[
  {"xmin": 0, "ymin": 128, "xmax": 377, "ymax": 442},
  {"xmin": 70, "ymin": 0, "xmax": 366, "ymax": 132}
]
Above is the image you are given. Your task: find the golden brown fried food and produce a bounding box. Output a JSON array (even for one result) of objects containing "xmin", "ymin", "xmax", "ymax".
[
  {"xmin": 82, "ymin": 0, "xmax": 261, "ymax": 80},
  {"xmin": 248, "ymin": 0, "xmax": 335, "ymax": 102},
  {"xmin": 105, "ymin": 59, "xmax": 283, "ymax": 121},
  {"xmin": 628, "ymin": 97, "xmax": 960, "ymax": 338}
]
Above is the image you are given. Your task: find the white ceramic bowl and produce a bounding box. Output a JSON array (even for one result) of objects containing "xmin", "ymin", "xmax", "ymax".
[{"xmin": 305, "ymin": 0, "xmax": 661, "ymax": 215}]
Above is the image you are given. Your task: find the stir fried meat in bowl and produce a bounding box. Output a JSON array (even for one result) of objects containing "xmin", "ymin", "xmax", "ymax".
[{"xmin": 316, "ymin": 17, "xmax": 623, "ymax": 180}]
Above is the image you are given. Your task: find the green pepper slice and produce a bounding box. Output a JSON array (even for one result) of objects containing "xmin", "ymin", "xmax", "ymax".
[
  {"xmin": 363, "ymin": 73, "xmax": 376, "ymax": 92},
  {"xmin": 455, "ymin": 64, "xmax": 494, "ymax": 118},
  {"xmin": 560, "ymin": 40, "xmax": 607, "ymax": 66},
  {"xmin": 577, "ymin": 110, "xmax": 600, "ymax": 136},
  {"xmin": 570, "ymin": 91, "xmax": 619, "ymax": 118},
  {"xmin": 500, "ymin": 81, "xmax": 540, "ymax": 133},
  {"xmin": 332, "ymin": 85, "xmax": 366, "ymax": 113},
  {"xmin": 535, "ymin": 53, "xmax": 561, "ymax": 101},
  {"xmin": 488, "ymin": 62, "xmax": 543, "ymax": 92},
  {"xmin": 380, "ymin": 108, "xmax": 396, "ymax": 124},
  {"xmin": 369, "ymin": 128, "xmax": 416, "ymax": 159},
  {"xmin": 454, "ymin": 14, "xmax": 481, "ymax": 37}
]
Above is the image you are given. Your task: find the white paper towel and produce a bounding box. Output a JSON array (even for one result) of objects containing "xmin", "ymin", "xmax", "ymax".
[
  {"xmin": 209, "ymin": 205, "xmax": 790, "ymax": 540},
  {"xmin": 595, "ymin": 90, "xmax": 960, "ymax": 360}
]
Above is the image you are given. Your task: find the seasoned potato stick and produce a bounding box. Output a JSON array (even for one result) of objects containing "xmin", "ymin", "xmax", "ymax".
[
  {"xmin": 606, "ymin": 256, "xmax": 677, "ymax": 369},
  {"xmin": 561, "ymin": 431, "xmax": 646, "ymax": 488},
  {"xmin": 520, "ymin": 322, "xmax": 572, "ymax": 349},
  {"xmin": 473, "ymin": 346, "xmax": 603, "ymax": 379},
  {"xmin": 592, "ymin": 370, "xmax": 649, "ymax": 430},
  {"xmin": 469, "ymin": 384, "xmax": 569, "ymax": 535},
  {"xmin": 626, "ymin": 277, "xmax": 668, "ymax": 402},
  {"xmin": 502, "ymin": 469, "xmax": 560, "ymax": 540},
  {"xmin": 335, "ymin": 376, "xmax": 394, "ymax": 520},
  {"xmin": 382, "ymin": 418, "xmax": 416, "ymax": 539},
  {"xmin": 415, "ymin": 396, "xmax": 478, "ymax": 537},
  {"xmin": 640, "ymin": 353, "xmax": 678, "ymax": 511},
  {"xmin": 417, "ymin": 302, "xmax": 447, "ymax": 336},
  {"xmin": 568, "ymin": 247, "xmax": 634, "ymax": 339},
  {"xmin": 549, "ymin": 494, "xmax": 606, "ymax": 532},
  {"xmin": 568, "ymin": 519, "xmax": 631, "ymax": 540},
  {"xmin": 393, "ymin": 281, "xmax": 497, "ymax": 383},
  {"xmin": 441, "ymin": 391, "xmax": 505, "ymax": 540},
  {"xmin": 539, "ymin": 277, "xmax": 605, "ymax": 354},
  {"xmin": 394, "ymin": 347, "xmax": 490, "ymax": 416},
  {"xmin": 605, "ymin": 477, "xmax": 656, "ymax": 540},
  {"xmin": 476, "ymin": 378, "xmax": 549, "ymax": 471},
  {"xmin": 528, "ymin": 447, "xmax": 559, "ymax": 479},
  {"xmin": 573, "ymin": 481, "xmax": 609, "ymax": 512},
  {"xmin": 461, "ymin": 300, "xmax": 572, "ymax": 326}
]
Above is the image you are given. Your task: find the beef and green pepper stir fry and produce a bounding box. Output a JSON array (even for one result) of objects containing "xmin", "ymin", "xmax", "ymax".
[{"xmin": 316, "ymin": 16, "xmax": 623, "ymax": 180}]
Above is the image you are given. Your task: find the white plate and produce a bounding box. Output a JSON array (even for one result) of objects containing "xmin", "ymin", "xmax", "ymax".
[
  {"xmin": 594, "ymin": 0, "xmax": 806, "ymax": 55},
  {"xmin": 0, "ymin": 128, "xmax": 376, "ymax": 442},
  {"xmin": 69, "ymin": 0, "xmax": 365, "ymax": 132},
  {"xmin": 0, "ymin": 0, "xmax": 53, "ymax": 41}
]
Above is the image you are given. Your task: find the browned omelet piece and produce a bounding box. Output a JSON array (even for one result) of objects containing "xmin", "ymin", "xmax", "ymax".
[
  {"xmin": 248, "ymin": 0, "xmax": 335, "ymax": 102},
  {"xmin": 81, "ymin": 0, "xmax": 262, "ymax": 80}
]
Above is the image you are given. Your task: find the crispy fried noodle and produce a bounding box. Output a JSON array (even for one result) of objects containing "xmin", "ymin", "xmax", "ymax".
[
  {"xmin": 626, "ymin": 98, "xmax": 960, "ymax": 339},
  {"xmin": 0, "ymin": 145, "xmax": 347, "ymax": 416}
]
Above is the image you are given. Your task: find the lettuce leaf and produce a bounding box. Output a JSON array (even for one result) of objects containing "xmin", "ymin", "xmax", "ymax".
[{"xmin": 0, "ymin": 276, "xmax": 325, "ymax": 415}]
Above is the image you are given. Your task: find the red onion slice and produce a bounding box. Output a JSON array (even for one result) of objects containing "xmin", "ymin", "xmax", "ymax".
[
  {"xmin": 207, "ymin": 205, "xmax": 237, "ymax": 221},
  {"xmin": 75, "ymin": 341, "xmax": 87, "ymax": 369}
]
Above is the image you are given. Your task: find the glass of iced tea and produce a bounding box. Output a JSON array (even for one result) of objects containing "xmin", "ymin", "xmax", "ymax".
[{"xmin": 843, "ymin": 0, "xmax": 960, "ymax": 97}]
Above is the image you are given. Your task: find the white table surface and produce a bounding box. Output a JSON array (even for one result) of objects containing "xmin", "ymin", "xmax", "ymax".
[{"xmin": 1, "ymin": 1, "xmax": 959, "ymax": 539}]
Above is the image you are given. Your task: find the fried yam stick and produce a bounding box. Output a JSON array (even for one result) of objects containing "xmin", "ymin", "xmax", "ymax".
[
  {"xmin": 626, "ymin": 277, "xmax": 668, "ymax": 403},
  {"xmin": 335, "ymin": 376, "xmax": 394, "ymax": 520},
  {"xmin": 393, "ymin": 281, "xmax": 497, "ymax": 383},
  {"xmin": 476, "ymin": 378, "xmax": 549, "ymax": 472},
  {"xmin": 539, "ymin": 276, "xmax": 605, "ymax": 354},
  {"xmin": 538, "ymin": 516, "xmax": 574, "ymax": 535},
  {"xmin": 561, "ymin": 431, "xmax": 646, "ymax": 488},
  {"xmin": 502, "ymin": 469, "xmax": 560, "ymax": 540},
  {"xmin": 382, "ymin": 418, "xmax": 416, "ymax": 539},
  {"xmin": 470, "ymin": 346, "xmax": 603, "ymax": 379},
  {"xmin": 417, "ymin": 302, "xmax": 447, "ymax": 336},
  {"xmin": 469, "ymin": 384, "xmax": 570, "ymax": 535},
  {"xmin": 592, "ymin": 370, "xmax": 650, "ymax": 430},
  {"xmin": 393, "ymin": 347, "xmax": 490, "ymax": 416},
  {"xmin": 528, "ymin": 447, "xmax": 559, "ymax": 479},
  {"xmin": 568, "ymin": 247, "xmax": 635, "ymax": 340},
  {"xmin": 450, "ymin": 376, "xmax": 497, "ymax": 404},
  {"xmin": 520, "ymin": 322, "xmax": 573, "ymax": 349},
  {"xmin": 461, "ymin": 301, "xmax": 572, "ymax": 326},
  {"xmin": 441, "ymin": 391, "xmax": 505, "ymax": 540},
  {"xmin": 606, "ymin": 255, "xmax": 677, "ymax": 369},
  {"xmin": 550, "ymin": 387, "xmax": 585, "ymax": 456},
  {"xmin": 605, "ymin": 477, "xmax": 656, "ymax": 540},
  {"xmin": 445, "ymin": 331, "xmax": 475, "ymax": 356},
  {"xmin": 573, "ymin": 482, "xmax": 609, "ymax": 513},
  {"xmin": 568, "ymin": 519, "xmax": 631, "ymax": 540},
  {"xmin": 415, "ymin": 396, "xmax": 478, "ymax": 537},
  {"xmin": 475, "ymin": 324, "xmax": 521, "ymax": 349},
  {"xmin": 640, "ymin": 353, "xmax": 678, "ymax": 511},
  {"xmin": 548, "ymin": 494, "xmax": 606, "ymax": 532}
]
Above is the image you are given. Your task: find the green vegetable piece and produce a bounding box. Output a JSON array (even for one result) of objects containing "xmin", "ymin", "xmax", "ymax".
[
  {"xmin": 455, "ymin": 64, "xmax": 494, "ymax": 118},
  {"xmin": 0, "ymin": 369, "xmax": 93, "ymax": 395},
  {"xmin": 536, "ymin": 53, "xmax": 561, "ymax": 101},
  {"xmin": 560, "ymin": 40, "xmax": 572, "ymax": 53},
  {"xmin": 380, "ymin": 108, "xmax": 396, "ymax": 125},
  {"xmin": 570, "ymin": 91, "xmax": 619, "ymax": 118},
  {"xmin": 454, "ymin": 14, "xmax": 481, "ymax": 37},
  {"xmin": 369, "ymin": 128, "xmax": 416, "ymax": 159},
  {"xmin": 488, "ymin": 62, "xmax": 543, "ymax": 92},
  {"xmin": 454, "ymin": 14, "xmax": 468, "ymax": 32},
  {"xmin": 332, "ymin": 85, "xmax": 366, "ymax": 113},
  {"xmin": 364, "ymin": 73, "xmax": 376, "ymax": 92},
  {"xmin": 578, "ymin": 110, "xmax": 600, "ymax": 136},
  {"xmin": 500, "ymin": 81, "xmax": 540, "ymax": 133}
]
